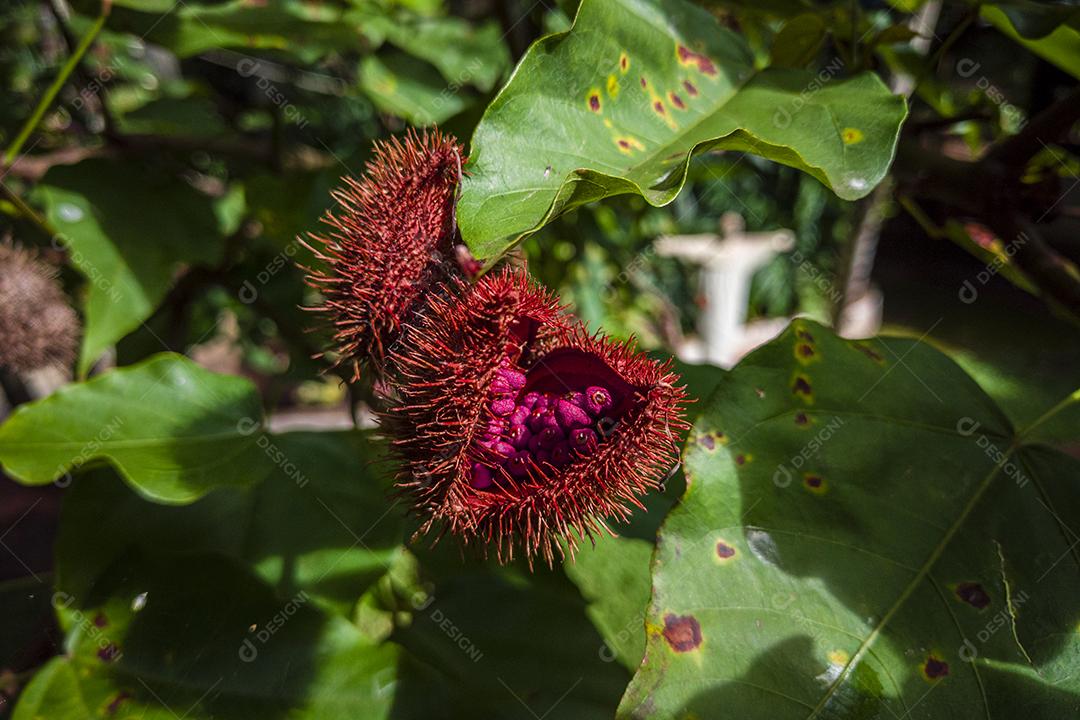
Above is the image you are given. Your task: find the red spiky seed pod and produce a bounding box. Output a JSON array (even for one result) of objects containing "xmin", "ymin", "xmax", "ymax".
[
  {"xmin": 302, "ymin": 129, "xmax": 464, "ymax": 379},
  {"xmin": 384, "ymin": 268, "xmax": 689, "ymax": 566}
]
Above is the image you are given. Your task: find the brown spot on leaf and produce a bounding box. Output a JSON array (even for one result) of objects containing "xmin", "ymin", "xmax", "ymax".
[
  {"xmin": 620, "ymin": 53, "xmax": 629, "ymax": 72},
  {"xmin": 797, "ymin": 343, "xmax": 815, "ymax": 358},
  {"xmin": 955, "ymin": 582, "xmax": 991, "ymax": 609},
  {"xmin": 662, "ymin": 613, "xmax": 702, "ymax": 652},
  {"xmin": 93, "ymin": 612, "xmax": 108, "ymax": 628},
  {"xmin": 921, "ymin": 654, "xmax": 949, "ymax": 681},
  {"xmin": 106, "ymin": 691, "xmax": 132, "ymax": 715},
  {"xmin": 803, "ymin": 473, "xmax": 827, "ymax": 494},
  {"xmin": 683, "ymin": 80, "xmax": 698, "ymax": 96},
  {"xmin": 640, "ymin": 76, "xmax": 648, "ymax": 88},
  {"xmin": 676, "ymin": 44, "xmax": 717, "ymax": 75},
  {"xmin": 653, "ymin": 100, "xmax": 666, "ymax": 115},
  {"xmin": 669, "ymin": 92, "xmax": 686, "ymax": 109},
  {"xmin": 795, "ymin": 412, "xmax": 809, "ymax": 426},
  {"xmin": 588, "ymin": 93, "xmax": 601, "ymax": 112},
  {"xmin": 698, "ymin": 434, "xmax": 715, "ymax": 450},
  {"xmin": 735, "ymin": 454, "xmax": 747, "ymax": 465},
  {"xmin": 716, "ymin": 541, "xmax": 736, "ymax": 559},
  {"xmin": 792, "ymin": 374, "xmax": 813, "ymax": 401},
  {"xmin": 98, "ymin": 642, "xmax": 121, "ymax": 662}
]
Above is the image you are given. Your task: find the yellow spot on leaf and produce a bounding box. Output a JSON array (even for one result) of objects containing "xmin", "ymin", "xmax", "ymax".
[
  {"xmin": 828, "ymin": 649, "xmax": 849, "ymax": 665},
  {"xmin": 607, "ymin": 74, "xmax": 620, "ymax": 99},
  {"xmin": 794, "ymin": 341, "xmax": 819, "ymax": 365},
  {"xmin": 615, "ymin": 135, "xmax": 645, "ymax": 155},
  {"xmin": 841, "ymin": 127, "xmax": 864, "ymax": 145}
]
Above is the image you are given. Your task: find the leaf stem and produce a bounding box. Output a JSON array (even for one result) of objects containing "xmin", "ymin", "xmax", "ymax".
[
  {"xmin": 0, "ymin": 179, "xmax": 59, "ymax": 238},
  {"xmin": 2, "ymin": 3, "xmax": 111, "ymax": 166},
  {"xmin": 1017, "ymin": 388, "xmax": 1080, "ymax": 442}
]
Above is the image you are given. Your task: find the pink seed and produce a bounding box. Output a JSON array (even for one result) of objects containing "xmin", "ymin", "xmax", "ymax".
[
  {"xmin": 585, "ymin": 386, "xmax": 613, "ymax": 415},
  {"xmin": 508, "ymin": 424, "xmax": 532, "ymax": 449},
  {"xmin": 551, "ymin": 443, "xmax": 571, "ymax": 466},
  {"xmin": 507, "ymin": 452, "xmax": 531, "ymax": 477},
  {"xmin": 556, "ymin": 399, "xmax": 591, "ymax": 429},
  {"xmin": 497, "ymin": 367, "xmax": 527, "ymax": 390},
  {"xmin": 491, "ymin": 395, "xmax": 516, "ymax": 416},
  {"xmin": 471, "ymin": 463, "xmax": 493, "ymax": 489},
  {"xmin": 563, "ymin": 391, "xmax": 586, "ymax": 407},
  {"xmin": 493, "ymin": 442, "xmax": 515, "ymax": 457},
  {"xmin": 537, "ymin": 426, "xmax": 565, "ymax": 449},
  {"xmin": 570, "ymin": 428, "xmax": 599, "ymax": 453},
  {"xmin": 528, "ymin": 409, "xmax": 559, "ymax": 433}
]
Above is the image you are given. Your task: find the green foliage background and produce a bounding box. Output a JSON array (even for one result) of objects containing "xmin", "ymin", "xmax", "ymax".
[{"xmin": 0, "ymin": 0, "xmax": 1078, "ymax": 718}]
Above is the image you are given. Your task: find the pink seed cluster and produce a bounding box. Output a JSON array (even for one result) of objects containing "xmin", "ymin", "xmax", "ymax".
[{"xmin": 471, "ymin": 362, "xmax": 615, "ymax": 489}]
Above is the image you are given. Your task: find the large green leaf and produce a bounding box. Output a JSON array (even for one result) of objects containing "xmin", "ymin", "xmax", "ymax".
[
  {"xmin": 619, "ymin": 320, "xmax": 1080, "ymax": 718},
  {"xmin": 457, "ymin": 0, "xmax": 907, "ymax": 258},
  {"xmin": 372, "ymin": 15, "xmax": 511, "ymax": 92},
  {"xmin": 0, "ymin": 353, "xmax": 267, "ymax": 503},
  {"xmin": 73, "ymin": 0, "xmax": 379, "ymax": 60},
  {"xmin": 11, "ymin": 428, "xmax": 415, "ymax": 719},
  {"xmin": 395, "ymin": 547, "xmax": 631, "ymax": 720},
  {"xmin": 54, "ymin": 432, "xmax": 403, "ymax": 617},
  {"xmin": 987, "ymin": 1, "xmax": 1080, "ymax": 39},
  {"xmin": 13, "ymin": 555, "xmax": 403, "ymax": 720},
  {"xmin": 985, "ymin": 4, "xmax": 1080, "ymax": 79},
  {"xmin": 359, "ymin": 52, "xmax": 469, "ymax": 126},
  {"xmin": 36, "ymin": 159, "xmax": 224, "ymax": 375}
]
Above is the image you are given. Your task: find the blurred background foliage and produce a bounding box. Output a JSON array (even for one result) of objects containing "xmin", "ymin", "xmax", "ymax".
[{"xmin": 1, "ymin": 0, "xmax": 1079, "ymax": 716}]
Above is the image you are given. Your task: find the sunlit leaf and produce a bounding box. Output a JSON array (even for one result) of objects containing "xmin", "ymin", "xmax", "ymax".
[
  {"xmin": 619, "ymin": 320, "xmax": 1080, "ymax": 718},
  {"xmin": 458, "ymin": 0, "xmax": 906, "ymax": 258},
  {"xmin": 36, "ymin": 160, "xmax": 223, "ymax": 374},
  {"xmin": 0, "ymin": 354, "xmax": 266, "ymax": 503}
]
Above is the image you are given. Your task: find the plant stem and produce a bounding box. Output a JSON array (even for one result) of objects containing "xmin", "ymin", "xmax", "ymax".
[
  {"xmin": 2, "ymin": 3, "xmax": 111, "ymax": 166},
  {"xmin": 0, "ymin": 180, "xmax": 59, "ymax": 238}
]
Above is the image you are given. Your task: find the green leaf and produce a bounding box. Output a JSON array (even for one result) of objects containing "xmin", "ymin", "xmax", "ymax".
[
  {"xmin": 770, "ymin": 14, "xmax": 826, "ymax": 68},
  {"xmin": 36, "ymin": 159, "xmax": 224, "ymax": 374},
  {"xmin": 359, "ymin": 52, "xmax": 469, "ymax": 126},
  {"xmin": 54, "ymin": 431, "xmax": 403, "ymax": 616},
  {"xmin": 619, "ymin": 319, "xmax": 1080, "ymax": 718},
  {"xmin": 984, "ymin": 4, "xmax": 1080, "ymax": 79},
  {"xmin": 565, "ymin": 536, "xmax": 655, "ymax": 671},
  {"xmin": 13, "ymin": 428, "xmax": 409, "ymax": 719},
  {"xmin": 375, "ymin": 16, "xmax": 511, "ymax": 92},
  {"xmin": 395, "ymin": 550, "xmax": 632, "ymax": 719},
  {"xmin": 0, "ymin": 353, "xmax": 267, "ymax": 503},
  {"xmin": 987, "ymin": 1, "xmax": 1080, "ymax": 39},
  {"xmin": 76, "ymin": 0, "xmax": 379, "ymax": 60},
  {"xmin": 458, "ymin": 0, "xmax": 907, "ymax": 258},
  {"xmin": 13, "ymin": 555, "xmax": 402, "ymax": 720}
]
